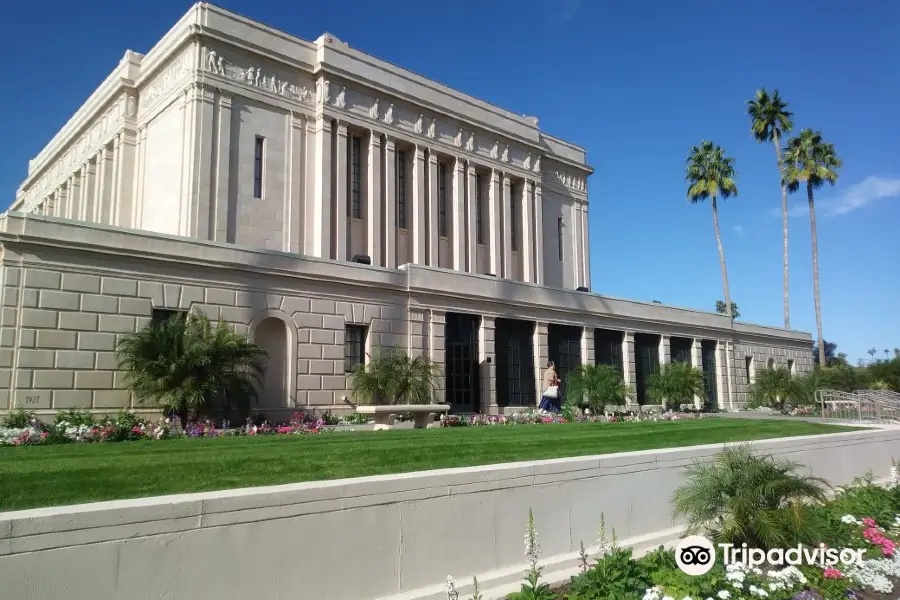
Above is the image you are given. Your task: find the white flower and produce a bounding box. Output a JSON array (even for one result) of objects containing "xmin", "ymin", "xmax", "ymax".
[
  {"xmin": 717, "ymin": 591, "xmax": 731, "ymax": 600},
  {"xmin": 842, "ymin": 514, "xmax": 859, "ymax": 524},
  {"xmin": 662, "ymin": 595, "xmax": 675, "ymax": 600}
]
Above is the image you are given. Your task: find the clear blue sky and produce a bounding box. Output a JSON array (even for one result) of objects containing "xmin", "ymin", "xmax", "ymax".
[{"xmin": 1, "ymin": 0, "xmax": 898, "ymax": 362}]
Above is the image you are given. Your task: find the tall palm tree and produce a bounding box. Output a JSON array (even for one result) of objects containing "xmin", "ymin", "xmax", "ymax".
[
  {"xmin": 781, "ymin": 129, "xmax": 842, "ymax": 367},
  {"xmin": 686, "ymin": 141, "xmax": 739, "ymax": 319},
  {"xmin": 747, "ymin": 89, "xmax": 793, "ymax": 329}
]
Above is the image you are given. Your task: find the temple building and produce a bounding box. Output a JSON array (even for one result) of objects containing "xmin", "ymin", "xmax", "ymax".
[{"xmin": 0, "ymin": 3, "xmax": 813, "ymax": 418}]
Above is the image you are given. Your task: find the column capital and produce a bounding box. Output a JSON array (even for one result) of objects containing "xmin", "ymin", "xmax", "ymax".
[
  {"xmin": 454, "ymin": 156, "xmax": 465, "ymax": 171},
  {"xmin": 466, "ymin": 163, "xmax": 476, "ymax": 176},
  {"xmin": 490, "ymin": 168, "xmax": 500, "ymax": 182},
  {"xmin": 427, "ymin": 150, "xmax": 438, "ymax": 164},
  {"xmin": 317, "ymin": 117, "xmax": 333, "ymax": 133},
  {"xmin": 534, "ymin": 182, "xmax": 542, "ymax": 196},
  {"xmin": 414, "ymin": 145, "xmax": 425, "ymax": 159},
  {"xmin": 218, "ymin": 91, "xmax": 233, "ymax": 110},
  {"xmin": 336, "ymin": 120, "xmax": 349, "ymax": 136},
  {"xmin": 291, "ymin": 112, "xmax": 307, "ymax": 128},
  {"xmin": 369, "ymin": 130, "xmax": 383, "ymax": 147},
  {"xmin": 384, "ymin": 135, "xmax": 396, "ymax": 151},
  {"xmin": 502, "ymin": 173, "xmax": 511, "ymax": 186}
]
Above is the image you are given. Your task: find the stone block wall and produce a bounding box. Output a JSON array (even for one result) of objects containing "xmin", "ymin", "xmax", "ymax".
[
  {"xmin": 731, "ymin": 341, "xmax": 815, "ymax": 406},
  {"xmin": 0, "ymin": 262, "xmax": 411, "ymax": 417}
]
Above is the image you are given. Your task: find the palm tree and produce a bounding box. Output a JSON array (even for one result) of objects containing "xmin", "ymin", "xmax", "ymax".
[
  {"xmin": 781, "ymin": 129, "xmax": 842, "ymax": 366},
  {"xmin": 686, "ymin": 141, "xmax": 738, "ymax": 319},
  {"xmin": 564, "ymin": 364, "xmax": 630, "ymax": 414},
  {"xmin": 349, "ymin": 346, "xmax": 442, "ymax": 405},
  {"xmin": 749, "ymin": 366, "xmax": 797, "ymax": 411},
  {"xmin": 672, "ymin": 444, "xmax": 829, "ymax": 550},
  {"xmin": 117, "ymin": 313, "xmax": 267, "ymax": 422},
  {"xmin": 747, "ymin": 89, "xmax": 794, "ymax": 329}
]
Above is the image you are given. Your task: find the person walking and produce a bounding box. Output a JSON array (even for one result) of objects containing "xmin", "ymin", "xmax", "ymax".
[{"xmin": 539, "ymin": 360, "xmax": 561, "ymax": 413}]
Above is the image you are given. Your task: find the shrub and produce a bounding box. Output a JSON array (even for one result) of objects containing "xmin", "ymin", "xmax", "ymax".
[
  {"xmin": 54, "ymin": 409, "xmax": 95, "ymax": 427},
  {"xmin": 749, "ymin": 366, "xmax": 796, "ymax": 411},
  {"xmin": 117, "ymin": 313, "xmax": 266, "ymax": 422},
  {"xmin": 646, "ymin": 362, "xmax": 706, "ymax": 409},
  {"xmin": 2, "ymin": 408, "xmax": 36, "ymax": 428},
  {"xmin": 349, "ymin": 346, "xmax": 442, "ymax": 405},
  {"xmin": 565, "ymin": 364, "xmax": 630, "ymax": 414},
  {"xmin": 671, "ymin": 443, "xmax": 830, "ymax": 550},
  {"xmin": 566, "ymin": 546, "xmax": 651, "ymax": 600}
]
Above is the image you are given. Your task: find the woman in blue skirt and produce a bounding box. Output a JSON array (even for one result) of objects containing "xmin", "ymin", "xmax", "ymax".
[{"xmin": 539, "ymin": 360, "xmax": 561, "ymax": 413}]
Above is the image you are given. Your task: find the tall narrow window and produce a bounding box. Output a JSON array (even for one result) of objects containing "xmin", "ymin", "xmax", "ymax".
[
  {"xmin": 557, "ymin": 217, "xmax": 563, "ymax": 261},
  {"xmin": 350, "ymin": 135, "xmax": 361, "ymax": 219},
  {"xmin": 510, "ymin": 191, "xmax": 518, "ymax": 251},
  {"xmin": 344, "ymin": 325, "xmax": 367, "ymax": 372},
  {"xmin": 397, "ymin": 150, "xmax": 407, "ymax": 228},
  {"xmin": 475, "ymin": 174, "xmax": 484, "ymax": 244},
  {"xmin": 745, "ymin": 356, "xmax": 754, "ymax": 384},
  {"xmin": 438, "ymin": 163, "xmax": 447, "ymax": 237},
  {"xmin": 253, "ymin": 136, "xmax": 265, "ymax": 199}
]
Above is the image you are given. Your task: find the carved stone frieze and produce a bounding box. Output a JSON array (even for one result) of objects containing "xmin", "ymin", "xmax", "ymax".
[{"xmin": 204, "ymin": 50, "xmax": 313, "ymax": 105}]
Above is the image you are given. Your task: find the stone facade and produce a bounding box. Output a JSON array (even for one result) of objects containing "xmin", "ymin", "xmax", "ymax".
[{"xmin": 1, "ymin": 4, "xmax": 814, "ymax": 418}]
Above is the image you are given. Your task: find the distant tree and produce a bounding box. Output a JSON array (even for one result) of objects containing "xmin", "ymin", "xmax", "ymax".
[
  {"xmin": 812, "ymin": 340, "xmax": 839, "ymax": 367},
  {"xmin": 781, "ymin": 129, "xmax": 842, "ymax": 366},
  {"xmin": 747, "ymin": 88, "xmax": 794, "ymax": 329},
  {"xmin": 716, "ymin": 300, "xmax": 740, "ymax": 320},
  {"xmin": 869, "ymin": 348, "xmax": 879, "ymax": 361},
  {"xmin": 687, "ymin": 141, "xmax": 739, "ymax": 319}
]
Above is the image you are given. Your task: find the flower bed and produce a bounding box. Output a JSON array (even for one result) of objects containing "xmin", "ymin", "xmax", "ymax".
[
  {"xmin": 486, "ymin": 464, "xmax": 900, "ymax": 600},
  {"xmin": 439, "ymin": 408, "xmax": 713, "ymax": 427},
  {"xmin": 0, "ymin": 409, "xmax": 331, "ymax": 446}
]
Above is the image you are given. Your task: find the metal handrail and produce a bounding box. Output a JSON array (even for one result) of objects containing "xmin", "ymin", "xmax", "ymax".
[{"xmin": 817, "ymin": 389, "xmax": 900, "ymax": 423}]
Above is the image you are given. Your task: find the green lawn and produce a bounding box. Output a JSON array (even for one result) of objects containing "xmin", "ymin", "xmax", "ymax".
[{"xmin": 0, "ymin": 419, "xmax": 857, "ymax": 511}]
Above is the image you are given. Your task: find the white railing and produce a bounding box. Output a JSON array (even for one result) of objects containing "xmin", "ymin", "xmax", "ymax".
[{"xmin": 816, "ymin": 389, "xmax": 900, "ymax": 423}]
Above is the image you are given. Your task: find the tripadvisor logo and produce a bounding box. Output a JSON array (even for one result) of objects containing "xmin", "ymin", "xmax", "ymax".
[{"xmin": 675, "ymin": 535, "xmax": 865, "ymax": 576}]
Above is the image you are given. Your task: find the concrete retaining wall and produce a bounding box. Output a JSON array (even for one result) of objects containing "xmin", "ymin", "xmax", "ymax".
[{"xmin": 2, "ymin": 427, "xmax": 898, "ymax": 600}]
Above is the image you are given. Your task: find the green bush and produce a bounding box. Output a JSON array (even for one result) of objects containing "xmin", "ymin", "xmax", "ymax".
[
  {"xmin": 564, "ymin": 364, "xmax": 630, "ymax": 414},
  {"xmin": 749, "ymin": 366, "xmax": 796, "ymax": 411},
  {"xmin": 671, "ymin": 443, "xmax": 830, "ymax": 550},
  {"xmin": 567, "ymin": 547, "xmax": 650, "ymax": 600},
  {"xmin": 349, "ymin": 346, "xmax": 442, "ymax": 405},
  {"xmin": 2, "ymin": 408, "xmax": 36, "ymax": 428},
  {"xmin": 646, "ymin": 362, "xmax": 706, "ymax": 409},
  {"xmin": 54, "ymin": 409, "xmax": 95, "ymax": 427},
  {"xmin": 117, "ymin": 313, "xmax": 266, "ymax": 422}
]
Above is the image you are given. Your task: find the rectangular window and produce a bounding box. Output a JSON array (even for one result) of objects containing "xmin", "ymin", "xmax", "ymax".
[
  {"xmin": 397, "ymin": 150, "xmax": 407, "ymax": 229},
  {"xmin": 745, "ymin": 356, "xmax": 753, "ymax": 383},
  {"xmin": 344, "ymin": 325, "xmax": 367, "ymax": 372},
  {"xmin": 557, "ymin": 217, "xmax": 563, "ymax": 261},
  {"xmin": 151, "ymin": 309, "xmax": 186, "ymax": 327},
  {"xmin": 510, "ymin": 191, "xmax": 518, "ymax": 251},
  {"xmin": 253, "ymin": 136, "xmax": 265, "ymax": 199},
  {"xmin": 475, "ymin": 174, "xmax": 484, "ymax": 244},
  {"xmin": 438, "ymin": 163, "xmax": 447, "ymax": 237},
  {"xmin": 350, "ymin": 136, "xmax": 361, "ymax": 219},
  {"xmin": 787, "ymin": 359, "xmax": 795, "ymax": 377}
]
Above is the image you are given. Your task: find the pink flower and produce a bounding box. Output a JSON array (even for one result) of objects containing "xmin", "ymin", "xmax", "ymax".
[
  {"xmin": 823, "ymin": 568, "xmax": 843, "ymax": 579},
  {"xmin": 863, "ymin": 517, "xmax": 877, "ymax": 527}
]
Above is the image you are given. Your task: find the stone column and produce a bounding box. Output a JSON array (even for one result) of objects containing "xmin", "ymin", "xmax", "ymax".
[
  {"xmin": 367, "ymin": 131, "xmax": 383, "ymax": 266},
  {"xmin": 534, "ymin": 182, "xmax": 544, "ymax": 285},
  {"xmin": 581, "ymin": 202, "xmax": 591, "ymax": 290},
  {"xmin": 411, "ymin": 145, "xmax": 427, "ymax": 265},
  {"xmin": 488, "ymin": 170, "xmax": 501, "ymax": 276},
  {"xmin": 533, "ymin": 322, "xmax": 549, "ymax": 406},
  {"xmin": 581, "ymin": 327, "xmax": 594, "ymax": 367},
  {"xmin": 573, "ymin": 204, "xmax": 584, "ymax": 289},
  {"xmin": 114, "ymin": 131, "xmax": 136, "ymax": 229},
  {"xmin": 108, "ymin": 135, "xmax": 120, "ymax": 223},
  {"xmin": 479, "ymin": 316, "xmax": 497, "ymax": 413},
  {"xmin": 286, "ymin": 112, "xmax": 306, "ymax": 254},
  {"xmin": 465, "ymin": 162, "xmax": 477, "ymax": 273},
  {"xmin": 334, "ymin": 120, "xmax": 349, "ymax": 261},
  {"xmin": 312, "ymin": 116, "xmax": 333, "ymax": 259},
  {"xmin": 52, "ymin": 185, "xmax": 66, "ymax": 218},
  {"xmin": 65, "ymin": 176, "xmax": 77, "ymax": 220},
  {"xmin": 93, "ymin": 148, "xmax": 108, "ymax": 223},
  {"xmin": 521, "ymin": 180, "xmax": 534, "ymax": 283},
  {"xmin": 659, "ymin": 335, "xmax": 671, "ymax": 366},
  {"xmin": 383, "ymin": 136, "xmax": 397, "ymax": 268},
  {"xmin": 622, "ymin": 331, "xmax": 637, "ymax": 406},
  {"xmin": 132, "ymin": 127, "xmax": 147, "ymax": 229},
  {"xmin": 431, "ymin": 312, "xmax": 447, "ymax": 404},
  {"xmin": 451, "ymin": 157, "xmax": 465, "ymax": 271},
  {"xmin": 80, "ymin": 161, "xmax": 96, "ymax": 223},
  {"xmin": 691, "ymin": 338, "xmax": 706, "ymax": 409},
  {"xmin": 426, "ymin": 150, "xmax": 439, "ymax": 267},
  {"xmin": 212, "ymin": 93, "xmax": 232, "ymax": 243},
  {"xmin": 501, "ymin": 174, "xmax": 513, "ymax": 278},
  {"xmin": 187, "ymin": 85, "xmax": 215, "ymax": 239}
]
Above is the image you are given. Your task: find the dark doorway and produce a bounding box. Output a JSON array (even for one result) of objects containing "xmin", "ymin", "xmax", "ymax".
[
  {"xmin": 547, "ymin": 324, "xmax": 582, "ymax": 404},
  {"xmin": 701, "ymin": 340, "xmax": 718, "ymax": 410},
  {"xmin": 670, "ymin": 337, "xmax": 693, "ymax": 364},
  {"xmin": 634, "ymin": 333, "xmax": 661, "ymax": 405},
  {"xmin": 594, "ymin": 329, "xmax": 624, "ymax": 377},
  {"xmin": 495, "ymin": 319, "xmax": 536, "ymax": 408},
  {"xmin": 445, "ymin": 312, "xmax": 481, "ymax": 413}
]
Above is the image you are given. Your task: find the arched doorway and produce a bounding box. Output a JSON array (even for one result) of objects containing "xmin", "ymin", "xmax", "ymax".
[{"xmin": 254, "ymin": 317, "xmax": 288, "ymax": 410}]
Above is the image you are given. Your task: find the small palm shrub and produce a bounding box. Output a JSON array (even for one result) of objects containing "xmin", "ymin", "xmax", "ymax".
[
  {"xmin": 749, "ymin": 366, "xmax": 796, "ymax": 411},
  {"xmin": 870, "ymin": 379, "xmax": 893, "ymax": 391},
  {"xmin": 349, "ymin": 346, "xmax": 442, "ymax": 405},
  {"xmin": 117, "ymin": 312, "xmax": 266, "ymax": 422},
  {"xmin": 565, "ymin": 364, "xmax": 630, "ymax": 414},
  {"xmin": 672, "ymin": 443, "xmax": 830, "ymax": 550},
  {"xmin": 646, "ymin": 361, "xmax": 706, "ymax": 409},
  {"xmin": 2, "ymin": 408, "xmax": 36, "ymax": 428}
]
